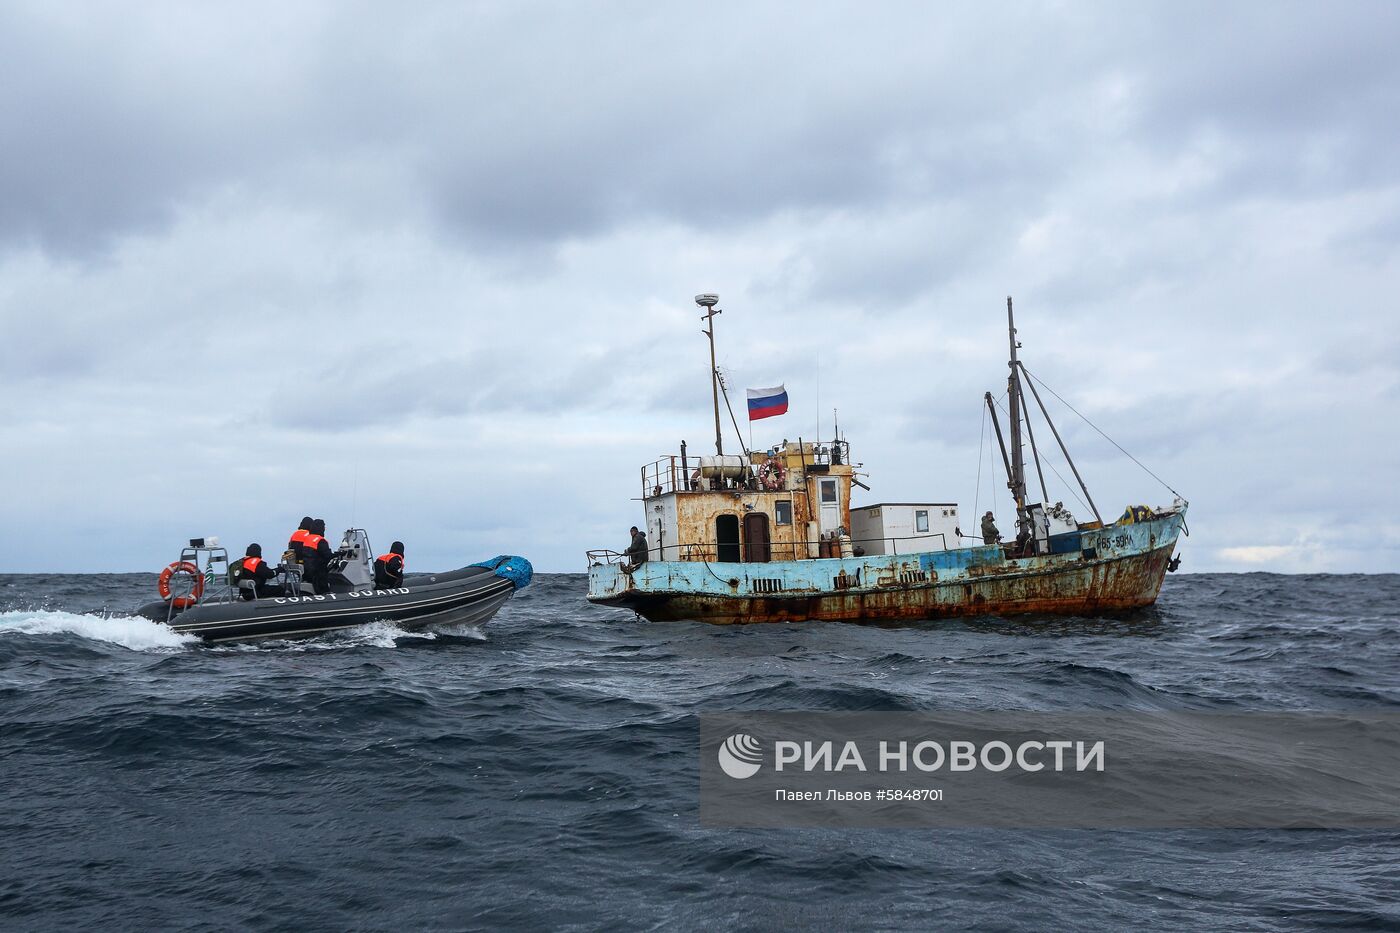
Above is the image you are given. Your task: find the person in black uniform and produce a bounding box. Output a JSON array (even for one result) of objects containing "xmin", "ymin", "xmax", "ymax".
[
  {"xmin": 233, "ymin": 544, "xmax": 280, "ymax": 599},
  {"xmin": 287, "ymin": 516, "xmax": 313, "ymax": 563},
  {"xmin": 302, "ymin": 519, "xmax": 335, "ymax": 594},
  {"xmin": 374, "ymin": 541, "xmax": 406, "ymax": 590}
]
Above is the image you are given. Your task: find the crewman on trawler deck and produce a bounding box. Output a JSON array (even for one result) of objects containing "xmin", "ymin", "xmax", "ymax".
[
  {"xmin": 981, "ymin": 512, "xmax": 1001, "ymax": 545},
  {"xmin": 623, "ymin": 526, "xmax": 649, "ymax": 572}
]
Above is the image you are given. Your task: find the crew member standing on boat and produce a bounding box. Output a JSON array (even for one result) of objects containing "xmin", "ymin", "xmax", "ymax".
[
  {"xmin": 302, "ymin": 519, "xmax": 334, "ymax": 594},
  {"xmin": 234, "ymin": 544, "xmax": 279, "ymax": 599},
  {"xmin": 981, "ymin": 512, "xmax": 1001, "ymax": 545},
  {"xmin": 623, "ymin": 525, "xmax": 648, "ymax": 572},
  {"xmin": 374, "ymin": 542, "xmax": 406, "ymax": 590}
]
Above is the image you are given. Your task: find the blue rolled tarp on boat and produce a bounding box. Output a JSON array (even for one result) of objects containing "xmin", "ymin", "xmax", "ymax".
[{"xmin": 470, "ymin": 555, "xmax": 534, "ymax": 590}]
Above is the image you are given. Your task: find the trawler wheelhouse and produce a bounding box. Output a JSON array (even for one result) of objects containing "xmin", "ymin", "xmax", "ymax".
[{"xmin": 632, "ymin": 439, "xmax": 857, "ymax": 564}]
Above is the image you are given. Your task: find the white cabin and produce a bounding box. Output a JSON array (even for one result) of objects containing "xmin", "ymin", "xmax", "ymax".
[{"xmin": 849, "ymin": 502, "xmax": 960, "ymax": 556}]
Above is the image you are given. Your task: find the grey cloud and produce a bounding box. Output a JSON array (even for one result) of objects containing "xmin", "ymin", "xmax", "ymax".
[
  {"xmin": 3, "ymin": 2, "xmax": 1399, "ymax": 572},
  {"xmin": 1126, "ymin": 4, "xmax": 1400, "ymax": 200},
  {"xmin": 262, "ymin": 353, "xmax": 614, "ymax": 433},
  {"xmin": 1134, "ymin": 3, "xmax": 1400, "ymax": 139},
  {"xmin": 792, "ymin": 208, "xmax": 1031, "ymax": 308},
  {"xmin": 1331, "ymin": 210, "xmax": 1400, "ymax": 265},
  {"xmin": 0, "ymin": 2, "xmax": 1247, "ymax": 258},
  {"xmin": 260, "ymin": 329, "xmax": 708, "ymax": 433}
]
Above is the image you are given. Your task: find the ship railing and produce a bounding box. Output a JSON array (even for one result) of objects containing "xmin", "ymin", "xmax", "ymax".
[
  {"xmin": 184, "ymin": 545, "xmax": 234, "ymax": 606},
  {"xmin": 587, "ymin": 549, "xmax": 626, "ymax": 566},
  {"xmin": 639, "ymin": 440, "xmax": 858, "ymax": 499},
  {"xmin": 152, "ymin": 545, "xmax": 232, "ymax": 624},
  {"xmin": 639, "ymin": 455, "xmax": 759, "ymax": 498},
  {"xmin": 874, "ymin": 532, "xmax": 950, "ymax": 555},
  {"xmin": 589, "ymin": 531, "xmax": 974, "ymax": 566},
  {"xmin": 855, "ymin": 531, "xmax": 1041, "ymax": 554},
  {"xmin": 640, "ymin": 456, "xmax": 683, "ymax": 498}
]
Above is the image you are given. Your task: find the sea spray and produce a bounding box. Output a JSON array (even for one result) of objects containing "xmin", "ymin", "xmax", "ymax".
[{"xmin": 0, "ymin": 609, "xmax": 196, "ymax": 651}]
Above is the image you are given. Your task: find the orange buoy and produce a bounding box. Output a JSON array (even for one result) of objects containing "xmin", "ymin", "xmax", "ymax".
[{"xmin": 157, "ymin": 561, "xmax": 204, "ymax": 609}]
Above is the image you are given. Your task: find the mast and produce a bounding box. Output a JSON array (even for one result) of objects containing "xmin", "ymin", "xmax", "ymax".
[
  {"xmin": 1005, "ymin": 296, "xmax": 1027, "ymax": 513},
  {"xmin": 1020, "ymin": 362, "xmax": 1104, "ymax": 525},
  {"xmin": 696, "ymin": 294, "xmax": 723, "ymax": 456}
]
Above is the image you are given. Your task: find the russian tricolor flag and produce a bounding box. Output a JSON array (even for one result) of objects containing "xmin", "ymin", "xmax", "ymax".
[{"xmin": 746, "ymin": 385, "xmax": 789, "ymax": 421}]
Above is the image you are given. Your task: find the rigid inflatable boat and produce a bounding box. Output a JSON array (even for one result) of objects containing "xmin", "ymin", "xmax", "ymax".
[{"xmin": 136, "ymin": 529, "xmax": 531, "ymax": 643}]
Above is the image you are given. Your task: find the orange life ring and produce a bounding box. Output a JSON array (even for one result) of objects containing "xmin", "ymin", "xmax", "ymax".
[
  {"xmin": 158, "ymin": 561, "xmax": 204, "ymax": 608},
  {"xmin": 758, "ymin": 460, "xmax": 787, "ymax": 491}
]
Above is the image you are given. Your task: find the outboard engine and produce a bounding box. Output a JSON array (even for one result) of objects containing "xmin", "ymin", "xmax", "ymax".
[{"xmin": 328, "ymin": 528, "xmax": 376, "ymax": 590}]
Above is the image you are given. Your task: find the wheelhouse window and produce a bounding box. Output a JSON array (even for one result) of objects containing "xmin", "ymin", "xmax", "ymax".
[
  {"xmin": 775, "ymin": 500, "xmax": 793, "ymax": 525},
  {"xmin": 820, "ymin": 480, "xmax": 837, "ymax": 503},
  {"xmin": 916, "ymin": 510, "xmax": 930, "ymax": 533}
]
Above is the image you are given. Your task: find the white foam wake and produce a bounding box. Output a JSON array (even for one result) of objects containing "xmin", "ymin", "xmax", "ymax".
[
  {"xmin": 0, "ymin": 611, "xmax": 488, "ymax": 653},
  {"xmin": 321, "ymin": 619, "xmax": 433, "ymax": 648},
  {"xmin": 428, "ymin": 622, "xmax": 488, "ymax": 641},
  {"xmin": 298, "ymin": 619, "xmax": 486, "ymax": 648},
  {"xmin": 217, "ymin": 619, "xmax": 443, "ymax": 652},
  {"xmin": 0, "ymin": 609, "xmax": 198, "ymax": 651}
]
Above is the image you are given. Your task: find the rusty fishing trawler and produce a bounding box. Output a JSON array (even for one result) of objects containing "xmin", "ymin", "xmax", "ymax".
[{"xmin": 586, "ymin": 294, "xmax": 1187, "ymax": 623}]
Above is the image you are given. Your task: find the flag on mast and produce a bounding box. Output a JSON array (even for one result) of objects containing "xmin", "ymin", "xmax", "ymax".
[{"xmin": 746, "ymin": 385, "xmax": 789, "ymax": 421}]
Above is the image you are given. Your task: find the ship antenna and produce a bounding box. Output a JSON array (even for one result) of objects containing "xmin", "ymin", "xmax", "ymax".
[{"xmin": 696, "ymin": 293, "xmax": 724, "ymax": 457}]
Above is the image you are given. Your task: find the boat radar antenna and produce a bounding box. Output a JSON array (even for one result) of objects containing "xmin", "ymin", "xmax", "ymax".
[{"xmin": 696, "ymin": 293, "xmax": 724, "ymax": 457}]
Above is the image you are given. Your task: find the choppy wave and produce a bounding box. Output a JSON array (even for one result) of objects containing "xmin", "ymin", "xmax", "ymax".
[
  {"xmin": 1, "ymin": 572, "xmax": 1398, "ymax": 930},
  {"xmin": 0, "ymin": 609, "xmax": 196, "ymax": 651}
]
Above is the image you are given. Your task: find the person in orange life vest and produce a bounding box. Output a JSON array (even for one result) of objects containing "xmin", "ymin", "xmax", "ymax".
[
  {"xmin": 287, "ymin": 517, "xmax": 313, "ymax": 563},
  {"xmin": 374, "ymin": 541, "xmax": 406, "ymax": 589},
  {"xmin": 234, "ymin": 544, "xmax": 279, "ymax": 600},
  {"xmin": 302, "ymin": 518, "xmax": 334, "ymax": 594}
]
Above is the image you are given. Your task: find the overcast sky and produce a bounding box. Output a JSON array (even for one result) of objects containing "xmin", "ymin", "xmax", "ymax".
[{"xmin": 2, "ymin": 1, "xmax": 1397, "ymax": 574}]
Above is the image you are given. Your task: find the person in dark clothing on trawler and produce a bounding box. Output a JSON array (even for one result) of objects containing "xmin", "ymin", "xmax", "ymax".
[
  {"xmin": 981, "ymin": 512, "xmax": 1001, "ymax": 545},
  {"xmin": 233, "ymin": 544, "xmax": 280, "ymax": 600},
  {"xmin": 623, "ymin": 525, "xmax": 648, "ymax": 572},
  {"xmin": 374, "ymin": 542, "xmax": 406, "ymax": 590}
]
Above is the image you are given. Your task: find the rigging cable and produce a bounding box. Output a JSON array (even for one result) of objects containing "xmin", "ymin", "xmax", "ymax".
[
  {"xmin": 1019, "ymin": 365, "xmax": 1184, "ymax": 501},
  {"xmin": 993, "ymin": 396, "xmax": 1092, "ymax": 517},
  {"xmin": 987, "ymin": 408, "xmax": 999, "ymax": 524},
  {"xmin": 982, "ymin": 388, "xmax": 1009, "ymax": 529},
  {"xmin": 716, "ymin": 368, "xmax": 752, "ymax": 461},
  {"xmin": 973, "ymin": 401, "xmax": 986, "ymax": 525}
]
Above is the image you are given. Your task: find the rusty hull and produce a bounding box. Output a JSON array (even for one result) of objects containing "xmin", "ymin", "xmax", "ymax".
[{"xmin": 587, "ymin": 509, "xmax": 1185, "ymax": 624}]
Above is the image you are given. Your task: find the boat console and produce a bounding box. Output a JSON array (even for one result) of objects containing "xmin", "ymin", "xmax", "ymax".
[{"xmin": 328, "ymin": 528, "xmax": 376, "ymax": 590}]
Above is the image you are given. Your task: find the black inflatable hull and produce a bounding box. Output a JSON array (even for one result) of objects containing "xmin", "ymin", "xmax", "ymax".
[{"xmin": 136, "ymin": 564, "xmax": 521, "ymax": 643}]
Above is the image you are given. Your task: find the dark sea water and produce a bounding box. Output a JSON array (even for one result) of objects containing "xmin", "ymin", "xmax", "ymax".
[{"xmin": 2, "ymin": 573, "xmax": 1398, "ymax": 932}]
